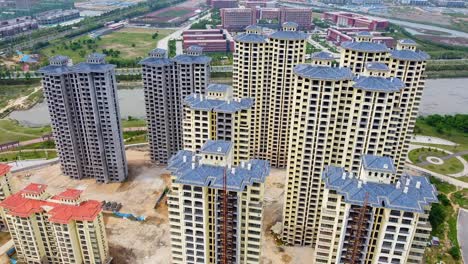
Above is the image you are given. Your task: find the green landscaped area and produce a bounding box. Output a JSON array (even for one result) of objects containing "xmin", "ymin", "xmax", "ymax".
[
  {"xmin": 0, "ymin": 82, "xmax": 43, "ymax": 117},
  {"xmin": 425, "ymin": 177, "xmax": 467, "ymax": 263},
  {"xmin": 408, "ymin": 148, "xmax": 464, "ymax": 175},
  {"xmin": 163, "ymin": 9, "xmax": 192, "ymax": 17},
  {"xmin": 0, "ymin": 119, "xmax": 51, "ymax": 144},
  {"xmin": 0, "ymin": 150, "xmax": 57, "ymax": 162},
  {"xmin": 41, "ymin": 28, "xmax": 175, "ymax": 67}
]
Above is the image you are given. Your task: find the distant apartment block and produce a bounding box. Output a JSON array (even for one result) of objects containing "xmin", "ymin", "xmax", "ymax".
[
  {"xmin": 327, "ymin": 28, "xmax": 395, "ymax": 47},
  {"xmin": 0, "ymin": 16, "xmax": 38, "ymax": 38},
  {"xmin": 314, "ymin": 156, "xmax": 437, "ymax": 264},
  {"xmin": 435, "ymin": 0, "xmax": 466, "ymax": 7},
  {"xmin": 211, "ymin": 0, "xmax": 238, "ymax": 8},
  {"xmin": 233, "ymin": 23, "xmax": 307, "ymax": 168},
  {"xmin": 323, "ymin": 11, "xmax": 389, "ymax": 31},
  {"xmin": 222, "ymin": 7, "xmax": 313, "ymax": 31},
  {"xmin": 36, "ymin": 9, "xmax": 80, "ymax": 25},
  {"xmin": 38, "ymin": 54, "xmax": 128, "ymax": 183},
  {"xmin": 0, "ymin": 165, "xmax": 13, "ymax": 231},
  {"xmin": 244, "ymin": 0, "xmax": 277, "ymax": 8},
  {"xmin": 282, "ymin": 35, "xmax": 430, "ymax": 246},
  {"xmin": 400, "ymin": 0, "xmax": 429, "ymax": 5},
  {"xmin": 139, "ymin": 46, "xmax": 211, "ymax": 164},
  {"xmin": 183, "ymin": 84, "xmax": 253, "ymax": 164},
  {"xmin": 221, "ymin": 7, "xmax": 256, "ymax": 31},
  {"xmin": 0, "ymin": 183, "xmax": 110, "ymax": 264},
  {"xmin": 0, "ymin": 0, "xmax": 38, "ymax": 10},
  {"xmin": 183, "ymin": 29, "xmax": 235, "ymax": 52},
  {"xmin": 167, "ymin": 140, "xmax": 270, "ymax": 263}
]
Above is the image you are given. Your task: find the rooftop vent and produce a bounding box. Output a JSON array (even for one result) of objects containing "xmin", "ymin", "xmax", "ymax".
[
  {"xmin": 383, "ymin": 164, "xmax": 388, "ymax": 169},
  {"xmin": 191, "ymin": 162, "xmax": 196, "ymax": 170},
  {"xmin": 396, "ymin": 181, "xmax": 401, "ymax": 189},
  {"xmin": 342, "ymin": 172, "xmax": 347, "ymax": 180},
  {"xmin": 231, "ymin": 168, "xmax": 236, "ymax": 174},
  {"xmin": 183, "ymin": 155, "xmax": 187, "ymax": 163},
  {"xmin": 403, "ymin": 187, "xmax": 409, "ymax": 194},
  {"xmin": 217, "ymin": 147, "xmax": 222, "ymax": 152},
  {"xmin": 247, "ymin": 163, "xmax": 252, "ymax": 171},
  {"xmin": 416, "ymin": 181, "xmax": 421, "ymax": 189}
]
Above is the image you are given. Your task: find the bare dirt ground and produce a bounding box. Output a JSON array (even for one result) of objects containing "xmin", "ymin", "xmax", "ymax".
[{"xmin": 8, "ymin": 149, "xmax": 314, "ymax": 263}]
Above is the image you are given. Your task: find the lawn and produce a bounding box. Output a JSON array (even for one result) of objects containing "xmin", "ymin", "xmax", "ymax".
[
  {"xmin": 208, "ymin": 52, "xmax": 233, "ymax": 66},
  {"xmin": 408, "ymin": 148, "xmax": 464, "ymax": 175},
  {"xmin": 0, "ymin": 119, "xmax": 51, "ymax": 144},
  {"xmin": 0, "ymin": 83, "xmax": 39, "ymax": 111},
  {"xmin": 408, "ymin": 148, "xmax": 448, "ymax": 164},
  {"xmin": 163, "ymin": 9, "xmax": 191, "ymax": 17},
  {"xmin": 124, "ymin": 134, "xmax": 148, "ymax": 145},
  {"xmin": 121, "ymin": 118, "xmax": 146, "ymax": 128},
  {"xmin": 0, "ymin": 150, "xmax": 57, "ymax": 162},
  {"xmin": 41, "ymin": 28, "xmax": 175, "ymax": 66}
]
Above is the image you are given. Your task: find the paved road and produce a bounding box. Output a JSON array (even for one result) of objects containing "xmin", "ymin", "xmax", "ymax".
[{"xmin": 458, "ymin": 209, "xmax": 468, "ymax": 264}]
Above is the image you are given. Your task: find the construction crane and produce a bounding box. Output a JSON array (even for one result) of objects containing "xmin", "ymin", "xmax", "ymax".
[
  {"xmin": 344, "ymin": 192, "xmax": 370, "ymax": 264},
  {"xmin": 220, "ymin": 166, "xmax": 235, "ymax": 264}
]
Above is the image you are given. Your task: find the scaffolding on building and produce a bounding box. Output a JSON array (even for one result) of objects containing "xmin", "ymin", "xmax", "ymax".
[
  {"xmin": 343, "ymin": 192, "xmax": 370, "ymax": 264},
  {"xmin": 219, "ymin": 166, "xmax": 236, "ymax": 264}
]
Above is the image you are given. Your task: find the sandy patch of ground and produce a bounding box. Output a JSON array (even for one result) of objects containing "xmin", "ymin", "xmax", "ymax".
[{"xmin": 8, "ymin": 149, "xmax": 314, "ymax": 263}]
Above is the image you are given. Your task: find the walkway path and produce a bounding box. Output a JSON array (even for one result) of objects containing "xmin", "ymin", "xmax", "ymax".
[
  {"xmin": 406, "ymin": 163, "xmax": 468, "ymax": 189},
  {"xmin": 408, "ymin": 144, "xmax": 468, "ymax": 177},
  {"xmin": 411, "ymin": 135, "xmax": 458, "ymax": 146},
  {"xmin": 418, "ymin": 150, "xmax": 468, "ymax": 166},
  {"xmin": 458, "ymin": 209, "xmax": 468, "ymax": 264}
]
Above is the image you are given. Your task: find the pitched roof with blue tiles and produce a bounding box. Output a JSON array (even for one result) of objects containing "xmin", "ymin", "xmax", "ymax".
[
  {"xmin": 322, "ymin": 166, "xmax": 438, "ymax": 213},
  {"xmin": 184, "ymin": 94, "xmax": 253, "ymax": 113},
  {"xmin": 235, "ymin": 33, "xmax": 268, "ymax": 43},
  {"xmin": 38, "ymin": 65, "xmax": 70, "ymax": 75},
  {"xmin": 138, "ymin": 56, "xmax": 172, "ymax": 66},
  {"xmin": 341, "ymin": 41, "xmax": 388, "ymax": 52},
  {"xmin": 311, "ymin": 51, "xmax": 335, "ymax": 60},
  {"xmin": 173, "ymin": 54, "xmax": 212, "ymax": 64},
  {"xmin": 294, "ymin": 65, "xmax": 354, "ymax": 81},
  {"xmin": 200, "ymin": 140, "xmax": 232, "ymax": 155},
  {"xmin": 70, "ymin": 62, "xmax": 115, "ymax": 73},
  {"xmin": 356, "ymin": 31, "xmax": 372, "ymax": 37},
  {"xmin": 362, "ymin": 154, "xmax": 396, "ymax": 173},
  {"xmin": 39, "ymin": 55, "xmax": 115, "ymax": 74},
  {"xmin": 365, "ymin": 62, "xmax": 389, "ymax": 71},
  {"xmin": 207, "ymin": 83, "xmax": 230, "ymax": 93},
  {"xmin": 399, "ymin": 39, "xmax": 417, "ymax": 45},
  {"xmin": 282, "ymin": 21, "xmax": 298, "ymax": 28},
  {"xmin": 269, "ymin": 30, "xmax": 308, "ymax": 41},
  {"xmin": 167, "ymin": 150, "xmax": 270, "ymax": 192},
  {"xmin": 353, "ymin": 76, "xmax": 405, "ymax": 92},
  {"xmin": 390, "ymin": 50, "xmax": 430, "ymax": 61}
]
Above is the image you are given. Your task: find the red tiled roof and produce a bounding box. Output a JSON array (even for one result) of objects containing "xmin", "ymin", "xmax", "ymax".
[
  {"xmin": 23, "ymin": 183, "xmax": 47, "ymax": 195},
  {"xmin": 0, "ymin": 186, "xmax": 101, "ymax": 223},
  {"xmin": 52, "ymin": 189, "xmax": 83, "ymax": 200},
  {"xmin": 0, "ymin": 164, "xmax": 11, "ymax": 176}
]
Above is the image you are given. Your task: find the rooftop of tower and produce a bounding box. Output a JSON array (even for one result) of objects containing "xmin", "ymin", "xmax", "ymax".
[
  {"xmin": 322, "ymin": 166, "xmax": 438, "ymax": 213},
  {"xmin": 167, "ymin": 149, "xmax": 270, "ymax": 192},
  {"xmin": 390, "ymin": 49, "xmax": 430, "ymax": 61},
  {"xmin": 184, "ymin": 94, "xmax": 253, "ymax": 113},
  {"xmin": 362, "ymin": 154, "xmax": 396, "ymax": 173},
  {"xmin": 365, "ymin": 62, "xmax": 389, "ymax": 71},
  {"xmin": 207, "ymin": 83, "xmax": 230, "ymax": 93},
  {"xmin": 353, "ymin": 75, "xmax": 405, "ymax": 92},
  {"xmin": 293, "ymin": 64, "xmax": 354, "ymax": 80},
  {"xmin": 200, "ymin": 140, "xmax": 232, "ymax": 155},
  {"xmin": 341, "ymin": 40, "xmax": 388, "ymax": 52},
  {"xmin": 39, "ymin": 54, "xmax": 114, "ymax": 74},
  {"xmin": 399, "ymin": 39, "xmax": 417, "ymax": 45},
  {"xmin": 172, "ymin": 53, "xmax": 212, "ymax": 64},
  {"xmin": 269, "ymin": 29, "xmax": 308, "ymax": 41},
  {"xmin": 235, "ymin": 32, "xmax": 268, "ymax": 43},
  {"xmin": 310, "ymin": 51, "xmax": 335, "ymax": 60}
]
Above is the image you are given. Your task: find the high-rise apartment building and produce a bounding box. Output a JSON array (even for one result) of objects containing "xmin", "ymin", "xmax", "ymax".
[
  {"xmin": 233, "ymin": 22, "xmax": 307, "ymax": 168},
  {"xmin": 167, "ymin": 140, "xmax": 270, "ymax": 263},
  {"xmin": 314, "ymin": 155, "xmax": 437, "ymax": 264},
  {"xmin": 183, "ymin": 84, "xmax": 253, "ymax": 164},
  {"xmin": 0, "ymin": 164, "xmax": 13, "ymax": 231},
  {"xmin": 281, "ymin": 34, "xmax": 429, "ymax": 246},
  {"xmin": 140, "ymin": 46, "xmax": 211, "ymax": 164},
  {"xmin": 0, "ymin": 183, "xmax": 110, "ymax": 264},
  {"xmin": 38, "ymin": 54, "xmax": 128, "ymax": 183}
]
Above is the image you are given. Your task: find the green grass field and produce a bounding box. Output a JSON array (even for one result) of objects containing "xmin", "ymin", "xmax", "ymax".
[
  {"xmin": 42, "ymin": 28, "xmax": 175, "ymax": 65},
  {"xmin": 409, "ymin": 148, "xmax": 464, "ymax": 175},
  {"xmin": 163, "ymin": 9, "xmax": 191, "ymax": 17},
  {"xmin": 0, "ymin": 119, "xmax": 51, "ymax": 144},
  {"xmin": 0, "ymin": 84, "xmax": 39, "ymax": 111},
  {"xmin": 0, "ymin": 150, "xmax": 57, "ymax": 162}
]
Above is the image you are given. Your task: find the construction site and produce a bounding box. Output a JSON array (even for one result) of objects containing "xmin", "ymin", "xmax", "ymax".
[{"xmin": 7, "ymin": 147, "xmax": 314, "ymax": 263}]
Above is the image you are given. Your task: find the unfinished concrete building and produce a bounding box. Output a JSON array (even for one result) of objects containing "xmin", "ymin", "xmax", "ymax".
[
  {"xmin": 38, "ymin": 54, "xmax": 128, "ymax": 183},
  {"xmin": 167, "ymin": 140, "xmax": 270, "ymax": 263},
  {"xmin": 183, "ymin": 83, "xmax": 253, "ymax": 165},
  {"xmin": 140, "ymin": 46, "xmax": 211, "ymax": 164}
]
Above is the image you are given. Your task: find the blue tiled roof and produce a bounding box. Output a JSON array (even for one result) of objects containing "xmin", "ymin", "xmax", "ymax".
[
  {"xmin": 200, "ymin": 140, "xmax": 232, "ymax": 155},
  {"xmin": 390, "ymin": 50, "xmax": 430, "ymax": 61},
  {"xmin": 187, "ymin": 45, "xmax": 204, "ymax": 53},
  {"xmin": 323, "ymin": 166, "xmax": 438, "ymax": 213},
  {"xmin": 235, "ymin": 33, "xmax": 268, "ymax": 43},
  {"xmin": 282, "ymin": 21, "xmax": 298, "ymax": 28},
  {"xmin": 245, "ymin": 25, "xmax": 262, "ymax": 31},
  {"xmin": 207, "ymin": 83, "xmax": 230, "ymax": 93},
  {"xmin": 49, "ymin": 55, "xmax": 70, "ymax": 65},
  {"xmin": 356, "ymin": 31, "xmax": 372, "ymax": 37},
  {"xmin": 311, "ymin": 51, "xmax": 335, "ymax": 60},
  {"xmin": 173, "ymin": 54, "xmax": 211, "ymax": 64},
  {"xmin": 353, "ymin": 76, "xmax": 405, "ymax": 92},
  {"xmin": 184, "ymin": 94, "xmax": 253, "ymax": 113},
  {"xmin": 70, "ymin": 62, "xmax": 115, "ymax": 73},
  {"xmin": 365, "ymin": 62, "xmax": 389, "ymax": 71},
  {"xmin": 37, "ymin": 65, "xmax": 70, "ymax": 75},
  {"xmin": 138, "ymin": 57, "xmax": 172, "ymax": 66},
  {"xmin": 362, "ymin": 154, "xmax": 396, "ymax": 173},
  {"xmin": 269, "ymin": 30, "xmax": 308, "ymax": 41},
  {"xmin": 167, "ymin": 150, "xmax": 270, "ymax": 192},
  {"xmin": 87, "ymin": 53, "xmax": 106, "ymax": 62},
  {"xmin": 399, "ymin": 39, "xmax": 417, "ymax": 45},
  {"xmin": 341, "ymin": 41, "xmax": 388, "ymax": 52},
  {"xmin": 294, "ymin": 65, "xmax": 354, "ymax": 81}
]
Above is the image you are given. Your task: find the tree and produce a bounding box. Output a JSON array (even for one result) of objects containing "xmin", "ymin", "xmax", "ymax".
[
  {"xmin": 429, "ymin": 203, "xmax": 446, "ymax": 235},
  {"xmin": 151, "ymin": 32, "xmax": 159, "ymax": 39}
]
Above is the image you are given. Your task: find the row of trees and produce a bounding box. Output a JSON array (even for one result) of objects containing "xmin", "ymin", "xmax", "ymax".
[{"xmin": 418, "ymin": 114, "xmax": 468, "ymax": 134}]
